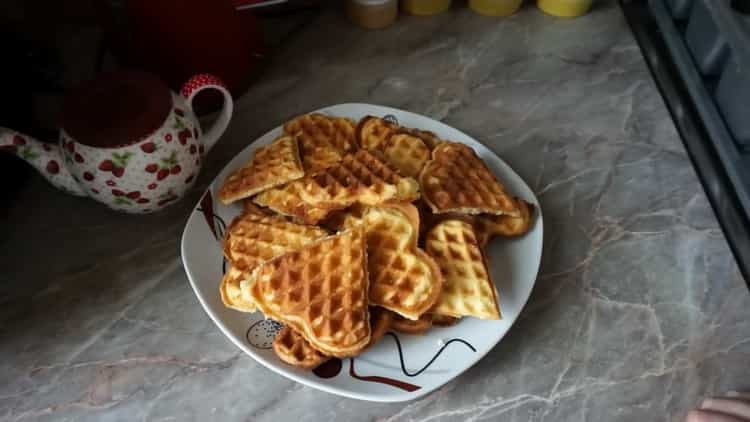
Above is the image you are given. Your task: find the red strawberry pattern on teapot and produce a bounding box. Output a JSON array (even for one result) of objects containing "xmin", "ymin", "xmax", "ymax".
[{"xmin": 0, "ymin": 72, "xmax": 233, "ymax": 213}]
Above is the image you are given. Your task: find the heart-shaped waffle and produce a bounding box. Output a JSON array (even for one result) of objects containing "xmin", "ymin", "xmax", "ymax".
[
  {"xmin": 425, "ymin": 219, "xmax": 501, "ymax": 320},
  {"xmin": 357, "ymin": 115, "xmax": 398, "ymax": 150},
  {"xmin": 218, "ymin": 135, "xmax": 304, "ymax": 204},
  {"xmin": 298, "ymin": 149, "xmax": 420, "ymax": 208},
  {"xmin": 272, "ymin": 306, "xmax": 394, "ymax": 369},
  {"xmin": 382, "ymin": 132, "xmax": 431, "ymax": 178},
  {"xmin": 219, "ymin": 210, "xmax": 328, "ymax": 312},
  {"xmin": 246, "ymin": 227, "xmax": 371, "ymax": 357},
  {"xmin": 363, "ymin": 203, "xmax": 442, "ymax": 320},
  {"xmin": 273, "ymin": 325, "xmax": 330, "ymax": 369},
  {"xmin": 284, "ymin": 113, "xmax": 357, "ymax": 171},
  {"xmin": 253, "ymin": 181, "xmax": 333, "ymax": 225},
  {"xmin": 420, "ymin": 142, "xmax": 519, "ymax": 216}
]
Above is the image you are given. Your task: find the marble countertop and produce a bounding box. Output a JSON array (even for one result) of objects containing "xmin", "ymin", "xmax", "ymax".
[{"xmin": 2, "ymin": 2, "xmax": 749, "ymax": 421}]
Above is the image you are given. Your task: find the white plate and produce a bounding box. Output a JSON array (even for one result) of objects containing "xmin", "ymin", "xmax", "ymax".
[{"xmin": 180, "ymin": 103, "xmax": 543, "ymax": 402}]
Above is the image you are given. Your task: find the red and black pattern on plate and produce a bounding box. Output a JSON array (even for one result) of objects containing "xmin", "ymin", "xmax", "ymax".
[
  {"xmin": 313, "ymin": 331, "xmax": 477, "ymax": 392},
  {"xmin": 196, "ymin": 190, "xmax": 229, "ymax": 273},
  {"xmin": 349, "ymin": 358, "xmax": 421, "ymax": 392},
  {"xmin": 196, "ymin": 190, "xmax": 227, "ymax": 242},
  {"xmin": 382, "ymin": 332, "xmax": 476, "ymax": 377}
]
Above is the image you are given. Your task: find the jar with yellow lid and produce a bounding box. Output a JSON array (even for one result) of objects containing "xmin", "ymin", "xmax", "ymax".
[
  {"xmin": 469, "ymin": 0, "xmax": 523, "ymax": 16},
  {"xmin": 401, "ymin": 0, "xmax": 451, "ymax": 16},
  {"xmin": 347, "ymin": 0, "xmax": 398, "ymax": 29},
  {"xmin": 537, "ymin": 0, "xmax": 592, "ymax": 17}
]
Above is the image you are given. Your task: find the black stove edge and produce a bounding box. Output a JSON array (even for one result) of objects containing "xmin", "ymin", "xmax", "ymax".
[{"xmin": 620, "ymin": 0, "xmax": 750, "ymax": 291}]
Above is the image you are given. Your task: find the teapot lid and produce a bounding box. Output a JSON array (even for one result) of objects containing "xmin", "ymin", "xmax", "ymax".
[{"xmin": 61, "ymin": 71, "xmax": 172, "ymax": 148}]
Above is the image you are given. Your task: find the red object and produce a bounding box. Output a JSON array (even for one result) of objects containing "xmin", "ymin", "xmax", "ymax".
[
  {"xmin": 180, "ymin": 74, "xmax": 229, "ymax": 98},
  {"xmin": 46, "ymin": 160, "xmax": 59, "ymax": 174},
  {"xmin": 106, "ymin": 0, "xmax": 264, "ymax": 112},
  {"xmin": 63, "ymin": 71, "xmax": 172, "ymax": 148}
]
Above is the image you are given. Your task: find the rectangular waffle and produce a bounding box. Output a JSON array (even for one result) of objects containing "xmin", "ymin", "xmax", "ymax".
[
  {"xmin": 284, "ymin": 113, "xmax": 357, "ymax": 171},
  {"xmin": 363, "ymin": 203, "xmax": 442, "ymax": 320},
  {"xmin": 419, "ymin": 142, "xmax": 519, "ymax": 216},
  {"xmin": 246, "ymin": 227, "xmax": 371, "ymax": 357},
  {"xmin": 425, "ymin": 219, "xmax": 501, "ymax": 320},
  {"xmin": 218, "ymin": 135, "xmax": 304, "ymax": 204}
]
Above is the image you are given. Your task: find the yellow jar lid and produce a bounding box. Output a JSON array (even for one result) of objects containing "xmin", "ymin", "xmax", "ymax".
[{"xmin": 537, "ymin": 0, "xmax": 592, "ymax": 17}]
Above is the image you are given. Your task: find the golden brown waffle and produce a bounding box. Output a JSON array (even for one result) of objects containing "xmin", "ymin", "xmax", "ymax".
[
  {"xmin": 222, "ymin": 211, "xmax": 328, "ymax": 273},
  {"xmin": 298, "ymin": 149, "xmax": 420, "ymax": 209},
  {"xmin": 218, "ymin": 135, "xmax": 304, "ymax": 204},
  {"xmin": 320, "ymin": 203, "xmax": 368, "ymax": 232},
  {"xmin": 425, "ymin": 220, "xmax": 501, "ymax": 320},
  {"xmin": 420, "ymin": 142, "xmax": 519, "ymax": 216},
  {"xmin": 273, "ymin": 305, "xmax": 392, "ymax": 369},
  {"xmin": 247, "ymin": 227, "xmax": 371, "ymax": 357},
  {"xmin": 364, "ymin": 204, "xmax": 442, "ymax": 320},
  {"xmin": 284, "ymin": 113, "xmax": 357, "ymax": 171},
  {"xmin": 400, "ymin": 127, "xmax": 442, "ymax": 150},
  {"xmin": 253, "ymin": 181, "xmax": 332, "ymax": 225},
  {"xmin": 474, "ymin": 198, "xmax": 535, "ymax": 246},
  {"xmin": 243, "ymin": 200, "xmax": 274, "ymax": 216},
  {"xmin": 357, "ymin": 115, "xmax": 398, "ymax": 150},
  {"xmin": 367, "ymin": 307, "xmax": 393, "ymax": 348},
  {"xmin": 382, "ymin": 132, "xmax": 431, "ymax": 178},
  {"xmin": 391, "ymin": 313, "xmax": 433, "ymax": 335},
  {"xmin": 431, "ymin": 314, "xmax": 460, "ymax": 327},
  {"xmin": 416, "ymin": 199, "xmax": 474, "ymax": 243},
  {"xmin": 220, "ymin": 212, "xmax": 327, "ymax": 312},
  {"xmin": 219, "ymin": 266, "xmax": 257, "ymax": 312},
  {"xmin": 273, "ymin": 325, "xmax": 330, "ymax": 369},
  {"xmin": 215, "ymin": 112, "xmax": 528, "ymax": 367}
]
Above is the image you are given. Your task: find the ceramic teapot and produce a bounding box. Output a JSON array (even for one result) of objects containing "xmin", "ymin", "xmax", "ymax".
[{"xmin": 0, "ymin": 71, "xmax": 233, "ymax": 213}]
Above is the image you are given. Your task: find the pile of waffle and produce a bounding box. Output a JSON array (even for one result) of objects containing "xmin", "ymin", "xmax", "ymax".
[{"xmin": 218, "ymin": 113, "xmax": 535, "ymax": 369}]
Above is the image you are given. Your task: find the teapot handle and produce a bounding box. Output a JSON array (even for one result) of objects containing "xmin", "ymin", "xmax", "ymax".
[{"xmin": 180, "ymin": 74, "xmax": 233, "ymax": 154}]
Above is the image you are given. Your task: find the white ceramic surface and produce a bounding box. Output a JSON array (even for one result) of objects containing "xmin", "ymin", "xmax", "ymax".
[{"xmin": 180, "ymin": 103, "xmax": 543, "ymax": 402}]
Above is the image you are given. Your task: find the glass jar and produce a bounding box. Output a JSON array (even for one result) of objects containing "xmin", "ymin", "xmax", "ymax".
[{"xmin": 347, "ymin": 0, "xmax": 398, "ymax": 29}]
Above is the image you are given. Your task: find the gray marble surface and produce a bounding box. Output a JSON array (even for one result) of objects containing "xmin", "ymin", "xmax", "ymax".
[{"xmin": 2, "ymin": 2, "xmax": 749, "ymax": 421}]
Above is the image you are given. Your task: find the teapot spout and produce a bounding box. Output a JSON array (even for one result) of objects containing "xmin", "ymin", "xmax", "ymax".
[{"xmin": 0, "ymin": 128, "xmax": 85, "ymax": 196}]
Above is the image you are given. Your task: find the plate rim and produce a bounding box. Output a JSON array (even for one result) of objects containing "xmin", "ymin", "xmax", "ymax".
[{"xmin": 180, "ymin": 102, "xmax": 544, "ymax": 402}]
